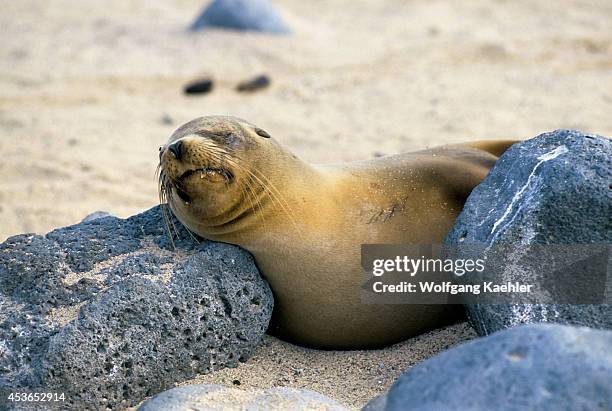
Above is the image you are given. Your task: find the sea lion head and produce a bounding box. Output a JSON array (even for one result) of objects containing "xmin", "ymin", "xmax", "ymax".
[{"xmin": 158, "ymin": 115, "xmax": 283, "ymax": 237}]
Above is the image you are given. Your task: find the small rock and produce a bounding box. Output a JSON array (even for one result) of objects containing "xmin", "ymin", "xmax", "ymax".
[
  {"xmin": 160, "ymin": 114, "xmax": 174, "ymax": 125},
  {"xmin": 236, "ymin": 74, "xmax": 271, "ymax": 93},
  {"xmin": 190, "ymin": 0, "xmax": 290, "ymax": 34},
  {"xmin": 184, "ymin": 78, "xmax": 214, "ymax": 95},
  {"xmin": 427, "ymin": 26, "xmax": 440, "ymax": 37},
  {"xmin": 139, "ymin": 385, "xmax": 348, "ymax": 411},
  {"xmin": 0, "ymin": 206, "xmax": 273, "ymax": 409},
  {"xmin": 445, "ymin": 129, "xmax": 611, "ymax": 335},
  {"xmin": 383, "ymin": 324, "xmax": 612, "ymax": 411}
]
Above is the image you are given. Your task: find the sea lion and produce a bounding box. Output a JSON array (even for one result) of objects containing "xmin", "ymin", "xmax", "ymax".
[{"xmin": 158, "ymin": 115, "xmax": 516, "ymax": 349}]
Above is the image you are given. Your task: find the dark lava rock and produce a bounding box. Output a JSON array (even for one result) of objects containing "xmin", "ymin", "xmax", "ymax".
[
  {"xmin": 190, "ymin": 0, "xmax": 290, "ymax": 34},
  {"xmin": 0, "ymin": 206, "xmax": 273, "ymax": 410},
  {"xmin": 184, "ymin": 78, "xmax": 214, "ymax": 95},
  {"xmin": 139, "ymin": 384, "xmax": 348, "ymax": 411},
  {"xmin": 236, "ymin": 74, "xmax": 270, "ymax": 93},
  {"xmin": 445, "ymin": 129, "xmax": 611, "ymax": 335},
  {"xmin": 384, "ymin": 324, "xmax": 612, "ymax": 411}
]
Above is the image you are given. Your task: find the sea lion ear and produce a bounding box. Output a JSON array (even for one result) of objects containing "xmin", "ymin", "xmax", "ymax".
[{"xmin": 254, "ymin": 127, "xmax": 271, "ymax": 139}]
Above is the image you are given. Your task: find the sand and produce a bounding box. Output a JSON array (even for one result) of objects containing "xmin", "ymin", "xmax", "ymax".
[
  {"xmin": 2, "ymin": 0, "xmax": 611, "ymax": 241},
  {"xmin": 1, "ymin": 0, "xmax": 611, "ymax": 408},
  {"xmin": 179, "ymin": 323, "xmax": 476, "ymax": 409}
]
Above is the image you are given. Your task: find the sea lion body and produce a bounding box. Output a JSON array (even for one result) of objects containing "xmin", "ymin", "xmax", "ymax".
[{"xmin": 159, "ymin": 116, "xmax": 515, "ymax": 349}]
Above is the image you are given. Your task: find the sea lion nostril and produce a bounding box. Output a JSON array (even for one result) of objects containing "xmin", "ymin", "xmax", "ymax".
[{"xmin": 168, "ymin": 140, "xmax": 183, "ymax": 160}]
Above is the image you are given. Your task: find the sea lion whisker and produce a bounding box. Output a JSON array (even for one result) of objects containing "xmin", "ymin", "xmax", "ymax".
[
  {"xmin": 220, "ymin": 156, "xmax": 289, "ymax": 229},
  {"xmin": 245, "ymin": 169, "xmax": 297, "ymax": 229},
  {"xmin": 208, "ymin": 152, "xmax": 270, "ymax": 230},
  {"xmin": 160, "ymin": 203, "xmax": 177, "ymax": 249},
  {"xmin": 238, "ymin": 176, "xmax": 268, "ymax": 233},
  {"xmin": 155, "ymin": 163, "xmax": 161, "ymax": 181},
  {"xmin": 161, "ymin": 177, "xmax": 182, "ymax": 243},
  {"xmin": 241, "ymin": 173, "xmax": 269, "ymax": 232},
  {"xmin": 157, "ymin": 167, "xmax": 195, "ymax": 249},
  {"xmin": 206, "ymin": 153, "xmax": 268, "ymax": 227},
  {"xmin": 161, "ymin": 186, "xmax": 199, "ymax": 247},
  {"xmin": 242, "ymin": 165, "xmax": 301, "ymax": 232},
  {"xmin": 158, "ymin": 178, "xmax": 177, "ymax": 249},
  {"xmin": 240, "ymin": 161, "xmax": 294, "ymax": 212},
  {"xmin": 178, "ymin": 217, "xmax": 201, "ymax": 244}
]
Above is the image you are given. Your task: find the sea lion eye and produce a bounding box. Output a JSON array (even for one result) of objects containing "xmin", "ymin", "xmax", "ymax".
[{"xmin": 255, "ymin": 128, "xmax": 271, "ymax": 139}]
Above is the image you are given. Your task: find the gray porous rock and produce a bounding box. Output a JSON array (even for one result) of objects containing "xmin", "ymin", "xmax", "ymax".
[
  {"xmin": 0, "ymin": 206, "xmax": 273, "ymax": 410},
  {"xmin": 190, "ymin": 0, "xmax": 290, "ymax": 34},
  {"xmin": 383, "ymin": 324, "xmax": 612, "ymax": 411},
  {"xmin": 445, "ymin": 129, "xmax": 611, "ymax": 335},
  {"xmin": 138, "ymin": 384, "xmax": 349, "ymax": 411}
]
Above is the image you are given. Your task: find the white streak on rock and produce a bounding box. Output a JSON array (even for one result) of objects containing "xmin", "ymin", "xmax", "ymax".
[
  {"xmin": 489, "ymin": 145, "xmax": 568, "ymax": 245},
  {"xmin": 537, "ymin": 145, "xmax": 570, "ymax": 161}
]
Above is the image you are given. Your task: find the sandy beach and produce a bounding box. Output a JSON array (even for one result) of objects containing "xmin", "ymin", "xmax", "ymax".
[
  {"xmin": 1, "ymin": 0, "xmax": 611, "ymax": 409},
  {"xmin": 2, "ymin": 0, "xmax": 611, "ymax": 242},
  {"xmin": 180, "ymin": 323, "xmax": 476, "ymax": 409}
]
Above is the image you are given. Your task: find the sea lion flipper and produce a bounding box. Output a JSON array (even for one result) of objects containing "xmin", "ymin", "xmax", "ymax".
[{"xmin": 463, "ymin": 140, "xmax": 519, "ymax": 158}]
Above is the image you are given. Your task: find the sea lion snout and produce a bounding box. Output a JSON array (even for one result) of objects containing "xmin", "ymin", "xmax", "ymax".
[
  {"xmin": 161, "ymin": 137, "xmax": 234, "ymax": 184},
  {"xmin": 158, "ymin": 127, "xmax": 249, "ymax": 228}
]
